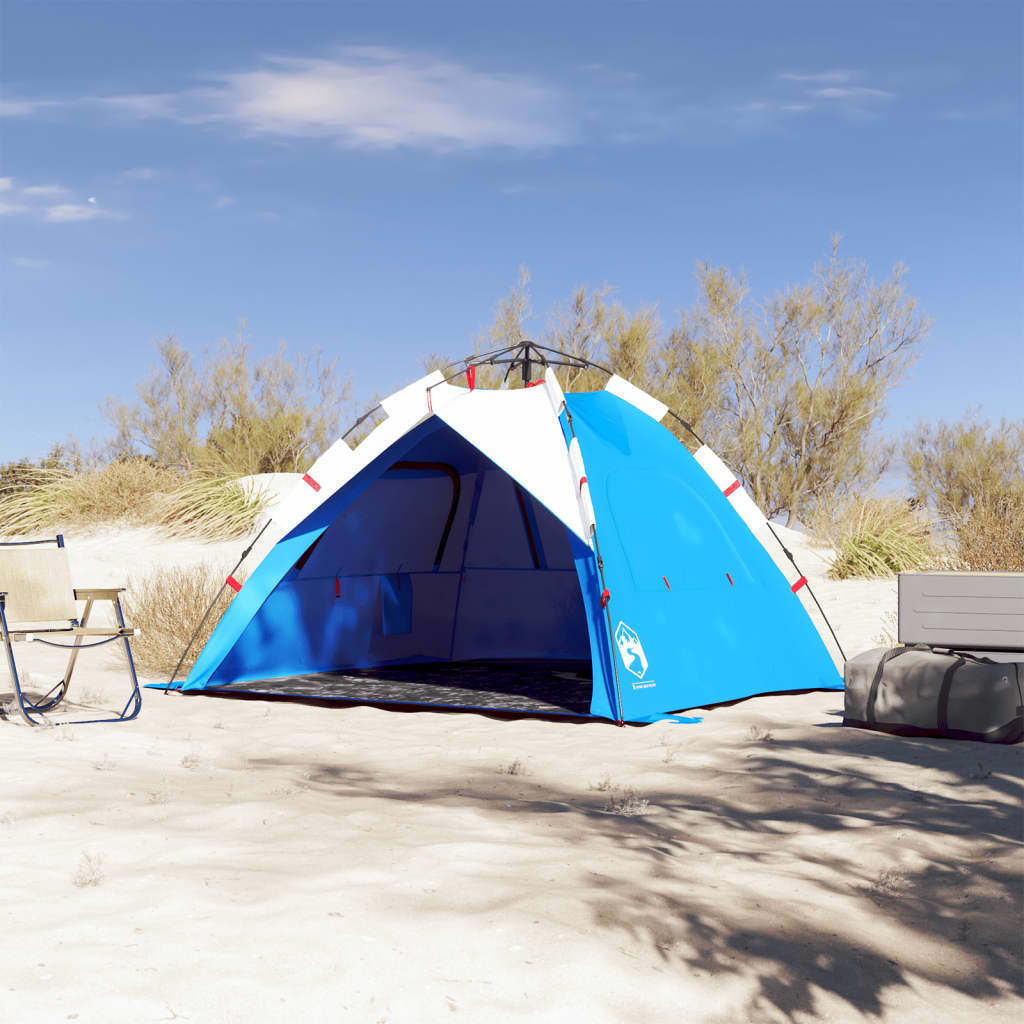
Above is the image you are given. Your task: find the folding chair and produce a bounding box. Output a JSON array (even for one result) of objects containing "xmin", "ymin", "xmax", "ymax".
[{"xmin": 0, "ymin": 535, "xmax": 141, "ymax": 726}]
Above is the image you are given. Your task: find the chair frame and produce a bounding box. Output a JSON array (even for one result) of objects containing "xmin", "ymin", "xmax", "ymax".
[{"xmin": 0, "ymin": 535, "xmax": 141, "ymax": 726}]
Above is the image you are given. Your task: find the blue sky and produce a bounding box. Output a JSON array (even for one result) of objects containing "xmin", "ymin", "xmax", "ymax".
[{"xmin": 1, "ymin": 0, "xmax": 1021, "ymax": 466}]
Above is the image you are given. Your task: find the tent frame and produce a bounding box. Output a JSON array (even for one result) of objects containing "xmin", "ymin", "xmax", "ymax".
[{"xmin": 163, "ymin": 342, "xmax": 846, "ymax": 705}]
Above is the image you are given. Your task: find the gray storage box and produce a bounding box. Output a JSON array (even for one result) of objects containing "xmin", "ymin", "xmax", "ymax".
[
  {"xmin": 844, "ymin": 646, "xmax": 1023, "ymax": 743},
  {"xmin": 898, "ymin": 572, "xmax": 1024, "ymax": 651}
]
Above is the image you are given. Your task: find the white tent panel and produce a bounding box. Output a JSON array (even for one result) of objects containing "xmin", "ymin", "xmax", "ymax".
[
  {"xmin": 604, "ymin": 374, "xmax": 668, "ymax": 422},
  {"xmin": 436, "ymin": 386, "xmax": 588, "ymax": 541}
]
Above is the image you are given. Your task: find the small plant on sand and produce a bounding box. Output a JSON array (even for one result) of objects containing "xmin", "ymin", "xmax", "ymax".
[
  {"xmin": 869, "ymin": 868, "xmax": 907, "ymax": 900},
  {"xmin": 125, "ymin": 563, "xmax": 239, "ymax": 677},
  {"xmin": 816, "ymin": 496, "xmax": 943, "ymax": 579},
  {"xmin": 498, "ymin": 759, "xmax": 528, "ymax": 776},
  {"xmin": 605, "ymin": 786, "xmax": 650, "ymax": 817},
  {"xmin": 746, "ymin": 725, "xmax": 774, "ymax": 743},
  {"xmin": 873, "ymin": 610, "xmax": 899, "ymax": 647},
  {"xmin": 180, "ymin": 750, "xmax": 201, "ymax": 770},
  {"xmin": 588, "ymin": 775, "xmax": 613, "ymax": 792},
  {"xmin": 72, "ymin": 852, "xmax": 105, "ymax": 888}
]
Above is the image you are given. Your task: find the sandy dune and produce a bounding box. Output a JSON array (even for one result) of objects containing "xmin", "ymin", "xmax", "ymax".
[{"xmin": 1, "ymin": 521, "xmax": 1021, "ymax": 1023}]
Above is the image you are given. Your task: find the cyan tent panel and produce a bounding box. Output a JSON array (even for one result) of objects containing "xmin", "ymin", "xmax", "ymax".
[{"xmin": 562, "ymin": 392, "xmax": 841, "ymax": 720}]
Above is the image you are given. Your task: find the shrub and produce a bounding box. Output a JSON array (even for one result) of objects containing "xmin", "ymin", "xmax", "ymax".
[
  {"xmin": 125, "ymin": 562, "xmax": 238, "ymax": 677},
  {"xmin": 903, "ymin": 415, "xmax": 1024, "ymax": 521},
  {"xmin": 953, "ymin": 490, "xmax": 1024, "ymax": 572},
  {"xmin": 0, "ymin": 460, "xmax": 172, "ymax": 537},
  {"xmin": 821, "ymin": 497, "xmax": 944, "ymax": 579},
  {"xmin": 105, "ymin": 333, "xmax": 352, "ymax": 475}
]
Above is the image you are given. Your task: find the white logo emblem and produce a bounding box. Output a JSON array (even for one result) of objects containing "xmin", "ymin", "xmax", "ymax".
[{"xmin": 614, "ymin": 621, "xmax": 649, "ymax": 679}]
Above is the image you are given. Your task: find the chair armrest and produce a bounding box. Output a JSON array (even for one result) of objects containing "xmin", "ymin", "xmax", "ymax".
[{"xmin": 73, "ymin": 587, "xmax": 126, "ymax": 600}]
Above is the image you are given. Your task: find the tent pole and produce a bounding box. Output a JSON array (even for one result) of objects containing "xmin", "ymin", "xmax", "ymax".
[{"xmin": 765, "ymin": 522, "xmax": 847, "ymax": 663}]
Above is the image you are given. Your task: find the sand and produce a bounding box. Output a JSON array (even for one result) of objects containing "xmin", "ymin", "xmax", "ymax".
[{"xmin": 1, "ymin": 519, "xmax": 1021, "ymax": 1023}]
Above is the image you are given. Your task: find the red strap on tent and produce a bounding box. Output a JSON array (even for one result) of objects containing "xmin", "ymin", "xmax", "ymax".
[
  {"xmin": 525, "ymin": 379, "xmax": 544, "ymax": 388},
  {"xmin": 600, "ymin": 588, "xmax": 611, "ymax": 608},
  {"xmin": 791, "ymin": 576, "xmax": 808, "ymax": 593},
  {"xmin": 578, "ymin": 475, "xmax": 588, "ymax": 492},
  {"xmin": 466, "ymin": 365, "xmax": 476, "ymax": 391},
  {"xmin": 335, "ymin": 577, "xmax": 341, "ymax": 598},
  {"xmin": 225, "ymin": 575, "xmax": 242, "ymax": 593},
  {"xmin": 663, "ymin": 576, "xmax": 671, "ymax": 590},
  {"xmin": 726, "ymin": 572, "xmax": 734, "ymax": 586},
  {"xmin": 302, "ymin": 472, "xmax": 321, "ymax": 492},
  {"xmin": 426, "ymin": 389, "xmax": 433, "ymax": 413},
  {"xmin": 723, "ymin": 480, "xmax": 741, "ymax": 497}
]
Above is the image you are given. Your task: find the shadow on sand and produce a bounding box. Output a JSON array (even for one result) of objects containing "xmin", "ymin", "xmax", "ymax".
[{"xmin": 242, "ymin": 722, "xmax": 1022, "ymax": 1021}]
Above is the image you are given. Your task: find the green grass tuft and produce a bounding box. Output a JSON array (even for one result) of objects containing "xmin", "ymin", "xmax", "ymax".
[{"xmin": 823, "ymin": 497, "xmax": 943, "ymax": 580}]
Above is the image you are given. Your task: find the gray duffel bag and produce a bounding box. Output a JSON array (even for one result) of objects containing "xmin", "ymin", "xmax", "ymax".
[{"xmin": 844, "ymin": 646, "xmax": 1023, "ymax": 743}]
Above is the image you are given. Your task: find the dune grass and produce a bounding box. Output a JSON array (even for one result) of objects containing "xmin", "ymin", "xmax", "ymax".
[
  {"xmin": 0, "ymin": 460, "xmax": 172, "ymax": 537},
  {"xmin": 125, "ymin": 562, "xmax": 240, "ymax": 677},
  {"xmin": 158, "ymin": 474, "xmax": 269, "ymax": 540},
  {"xmin": 0, "ymin": 460, "xmax": 268, "ymax": 541},
  {"xmin": 818, "ymin": 497, "xmax": 944, "ymax": 580}
]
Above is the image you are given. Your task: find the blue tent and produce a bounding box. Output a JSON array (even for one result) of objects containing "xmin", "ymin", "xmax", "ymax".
[{"xmin": 160, "ymin": 363, "xmax": 841, "ymax": 722}]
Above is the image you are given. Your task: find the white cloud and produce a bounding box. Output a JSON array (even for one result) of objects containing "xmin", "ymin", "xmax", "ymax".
[
  {"xmin": 779, "ymin": 70, "xmax": 857, "ymax": 84},
  {"xmin": 43, "ymin": 202, "xmax": 124, "ymax": 223},
  {"xmin": 812, "ymin": 86, "xmax": 893, "ymax": 100},
  {"xmin": 12, "ymin": 256, "xmax": 50, "ymax": 269},
  {"xmin": 0, "ymin": 97, "xmax": 62, "ymax": 117},
  {"xmin": 213, "ymin": 195, "xmax": 235, "ymax": 208},
  {"xmin": 0, "ymin": 178, "xmax": 126, "ymax": 222},
  {"xmin": 119, "ymin": 167, "xmax": 159, "ymax": 181},
  {"xmin": 47, "ymin": 50, "xmax": 571, "ymax": 150},
  {"xmin": 22, "ymin": 184, "xmax": 69, "ymax": 197}
]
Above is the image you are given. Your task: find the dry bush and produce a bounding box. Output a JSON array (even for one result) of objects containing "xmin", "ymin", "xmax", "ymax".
[
  {"xmin": 105, "ymin": 332, "xmax": 352, "ymax": 475},
  {"xmin": 72, "ymin": 852, "xmax": 105, "ymax": 888},
  {"xmin": 818, "ymin": 497, "xmax": 944, "ymax": 579},
  {"xmin": 604, "ymin": 786, "xmax": 650, "ymax": 817},
  {"xmin": 953, "ymin": 490, "xmax": 1024, "ymax": 572},
  {"xmin": 0, "ymin": 460, "xmax": 173, "ymax": 537},
  {"xmin": 432, "ymin": 241, "xmax": 929, "ymax": 526},
  {"xmin": 125, "ymin": 563, "xmax": 238, "ymax": 678},
  {"xmin": 903, "ymin": 415, "xmax": 1024, "ymax": 521}
]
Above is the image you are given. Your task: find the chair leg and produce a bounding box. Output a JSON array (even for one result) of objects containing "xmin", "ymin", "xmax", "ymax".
[
  {"xmin": 37, "ymin": 598, "xmax": 96, "ymax": 713},
  {"xmin": 0, "ymin": 598, "xmax": 141, "ymax": 727},
  {"xmin": 1, "ymin": 608, "xmax": 44, "ymax": 726},
  {"xmin": 113, "ymin": 595, "xmax": 142, "ymax": 722}
]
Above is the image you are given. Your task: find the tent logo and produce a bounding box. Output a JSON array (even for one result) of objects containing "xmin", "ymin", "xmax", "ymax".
[{"xmin": 614, "ymin": 621, "xmax": 649, "ymax": 680}]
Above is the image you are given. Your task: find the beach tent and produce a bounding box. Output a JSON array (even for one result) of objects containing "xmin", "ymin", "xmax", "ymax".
[{"xmin": 160, "ymin": 348, "xmax": 841, "ymax": 723}]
